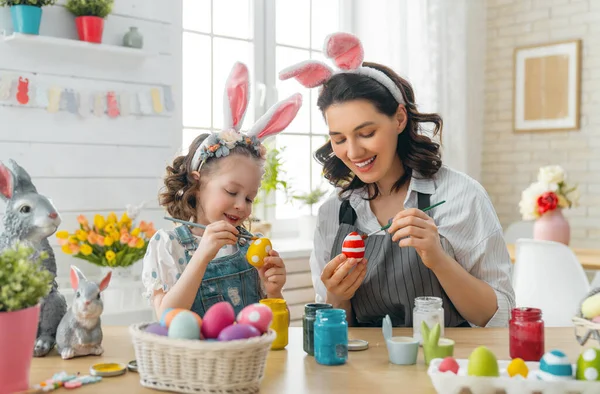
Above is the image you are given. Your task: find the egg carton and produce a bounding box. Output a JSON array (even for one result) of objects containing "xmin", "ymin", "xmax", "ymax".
[{"xmin": 427, "ymin": 359, "xmax": 600, "ymax": 394}]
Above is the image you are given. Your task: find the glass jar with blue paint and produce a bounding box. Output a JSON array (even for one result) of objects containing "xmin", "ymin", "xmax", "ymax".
[{"xmin": 314, "ymin": 308, "xmax": 348, "ymax": 366}]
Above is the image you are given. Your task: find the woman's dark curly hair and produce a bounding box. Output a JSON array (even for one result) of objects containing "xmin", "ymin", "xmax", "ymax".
[
  {"xmin": 315, "ymin": 62, "xmax": 443, "ymax": 200},
  {"xmin": 159, "ymin": 133, "xmax": 262, "ymax": 221}
]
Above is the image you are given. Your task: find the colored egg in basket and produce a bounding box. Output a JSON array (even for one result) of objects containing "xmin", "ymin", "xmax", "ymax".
[
  {"xmin": 201, "ymin": 301, "xmax": 236, "ymax": 339},
  {"xmin": 246, "ymin": 238, "xmax": 272, "ymax": 268},
  {"xmin": 168, "ymin": 311, "xmax": 202, "ymax": 340},
  {"xmin": 218, "ymin": 323, "xmax": 261, "ymax": 341},
  {"xmin": 236, "ymin": 303, "xmax": 273, "ymax": 333},
  {"xmin": 144, "ymin": 322, "xmax": 168, "ymax": 336},
  {"xmin": 160, "ymin": 307, "xmax": 202, "ymax": 328}
]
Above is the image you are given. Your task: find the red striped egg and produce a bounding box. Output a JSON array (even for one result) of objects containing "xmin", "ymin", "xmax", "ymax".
[{"xmin": 342, "ymin": 231, "xmax": 365, "ymax": 258}]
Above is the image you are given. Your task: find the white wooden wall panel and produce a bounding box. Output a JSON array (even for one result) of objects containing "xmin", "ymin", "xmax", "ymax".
[{"xmin": 0, "ymin": 0, "xmax": 183, "ymax": 290}]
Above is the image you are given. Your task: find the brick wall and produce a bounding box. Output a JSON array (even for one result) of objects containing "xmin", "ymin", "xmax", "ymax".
[{"xmin": 483, "ymin": 0, "xmax": 600, "ymax": 247}]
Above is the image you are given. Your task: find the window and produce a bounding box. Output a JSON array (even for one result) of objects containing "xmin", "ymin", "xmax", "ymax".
[{"xmin": 182, "ymin": 0, "xmax": 346, "ymax": 222}]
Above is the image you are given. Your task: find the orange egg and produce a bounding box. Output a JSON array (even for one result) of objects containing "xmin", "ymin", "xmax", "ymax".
[{"xmin": 161, "ymin": 308, "xmax": 202, "ymax": 329}]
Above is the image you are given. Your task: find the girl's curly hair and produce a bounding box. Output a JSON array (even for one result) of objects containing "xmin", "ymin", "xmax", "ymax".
[{"xmin": 159, "ymin": 133, "xmax": 263, "ymax": 221}]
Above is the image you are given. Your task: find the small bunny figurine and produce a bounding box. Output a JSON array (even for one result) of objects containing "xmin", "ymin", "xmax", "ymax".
[
  {"xmin": 0, "ymin": 159, "xmax": 68, "ymax": 357},
  {"xmin": 56, "ymin": 266, "xmax": 112, "ymax": 360}
]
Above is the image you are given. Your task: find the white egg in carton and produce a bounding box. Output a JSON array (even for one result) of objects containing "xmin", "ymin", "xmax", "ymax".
[{"xmin": 427, "ymin": 359, "xmax": 600, "ymax": 394}]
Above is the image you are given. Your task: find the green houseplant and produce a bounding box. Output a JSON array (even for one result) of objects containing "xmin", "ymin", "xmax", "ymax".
[
  {"xmin": 292, "ymin": 186, "xmax": 328, "ymax": 240},
  {"xmin": 0, "ymin": 0, "xmax": 56, "ymax": 35},
  {"xmin": 65, "ymin": 0, "xmax": 113, "ymax": 43},
  {"xmin": 251, "ymin": 145, "xmax": 290, "ymax": 237},
  {"xmin": 0, "ymin": 244, "xmax": 53, "ymax": 393}
]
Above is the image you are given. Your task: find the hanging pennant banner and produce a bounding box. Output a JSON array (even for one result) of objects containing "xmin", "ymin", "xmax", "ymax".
[
  {"xmin": 150, "ymin": 87, "xmax": 164, "ymax": 114},
  {"xmin": 16, "ymin": 77, "xmax": 29, "ymax": 105},
  {"xmin": 35, "ymin": 83, "xmax": 49, "ymax": 109},
  {"xmin": 107, "ymin": 91, "xmax": 120, "ymax": 118},
  {"xmin": 78, "ymin": 90, "xmax": 91, "ymax": 118},
  {"xmin": 93, "ymin": 93, "xmax": 104, "ymax": 117},
  {"xmin": 119, "ymin": 91, "xmax": 131, "ymax": 117},
  {"xmin": 64, "ymin": 89, "xmax": 78, "ymax": 114},
  {"xmin": 0, "ymin": 75, "xmax": 13, "ymax": 101},
  {"xmin": 137, "ymin": 90, "xmax": 153, "ymax": 115},
  {"xmin": 0, "ymin": 71, "xmax": 175, "ymax": 118},
  {"xmin": 47, "ymin": 87, "xmax": 62, "ymax": 113},
  {"xmin": 163, "ymin": 86, "xmax": 174, "ymax": 112}
]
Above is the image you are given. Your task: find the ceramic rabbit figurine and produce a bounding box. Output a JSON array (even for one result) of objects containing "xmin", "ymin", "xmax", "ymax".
[
  {"xmin": 56, "ymin": 266, "xmax": 112, "ymax": 360},
  {"xmin": 421, "ymin": 321, "xmax": 455, "ymax": 365},
  {"xmin": 0, "ymin": 159, "xmax": 67, "ymax": 357}
]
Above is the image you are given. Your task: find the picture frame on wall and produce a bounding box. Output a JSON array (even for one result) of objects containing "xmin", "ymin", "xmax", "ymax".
[{"xmin": 513, "ymin": 39, "xmax": 581, "ymax": 133}]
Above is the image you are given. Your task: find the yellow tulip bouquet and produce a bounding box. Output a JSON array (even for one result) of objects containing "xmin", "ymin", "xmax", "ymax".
[{"xmin": 56, "ymin": 212, "xmax": 156, "ymax": 268}]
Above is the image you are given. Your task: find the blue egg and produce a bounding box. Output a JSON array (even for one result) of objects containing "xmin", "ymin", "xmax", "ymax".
[
  {"xmin": 168, "ymin": 311, "xmax": 201, "ymax": 340},
  {"xmin": 159, "ymin": 307, "xmax": 174, "ymax": 327},
  {"xmin": 538, "ymin": 350, "xmax": 573, "ymax": 381}
]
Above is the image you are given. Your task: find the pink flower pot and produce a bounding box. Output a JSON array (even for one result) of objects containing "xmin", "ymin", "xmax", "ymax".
[
  {"xmin": 0, "ymin": 304, "xmax": 40, "ymax": 394},
  {"xmin": 533, "ymin": 208, "xmax": 571, "ymax": 245}
]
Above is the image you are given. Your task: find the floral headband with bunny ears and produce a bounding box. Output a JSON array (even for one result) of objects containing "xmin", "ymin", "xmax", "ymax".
[
  {"xmin": 191, "ymin": 62, "xmax": 303, "ymax": 171},
  {"xmin": 278, "ymin": 32, "xmax": 405, "ymax": 106}
]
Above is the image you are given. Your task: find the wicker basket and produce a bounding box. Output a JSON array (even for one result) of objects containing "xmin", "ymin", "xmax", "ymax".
[
  {"xmin": 573, "ymin": 316, "xmax": 600, "ymax": 346},
  {"xmin": 129, "ymin": 323, "xmax": 276, "ymax": 394}
]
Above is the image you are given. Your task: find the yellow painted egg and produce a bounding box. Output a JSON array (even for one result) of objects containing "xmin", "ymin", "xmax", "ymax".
[
  {"xmin": 507, "ymin": 358, "xmax": 529, "ymax": 378},
  {"xmin": 246, "ymin": 238, "xmax": 272, "ymax": 268}
]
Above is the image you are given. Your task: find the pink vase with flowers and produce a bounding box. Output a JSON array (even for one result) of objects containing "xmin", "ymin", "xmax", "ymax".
[{"xmin": 534, "ymin": 208, "xmax": 571, "ymax": 245}]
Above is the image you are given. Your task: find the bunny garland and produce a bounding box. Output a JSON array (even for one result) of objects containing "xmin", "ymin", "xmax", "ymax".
[
  {"xmin": 190, "ymin": 62, "xmax": 303, "ymax": 171},
  {"xmin": 278, "ymin": 32, "xmax": 406, "ymax": 106}
]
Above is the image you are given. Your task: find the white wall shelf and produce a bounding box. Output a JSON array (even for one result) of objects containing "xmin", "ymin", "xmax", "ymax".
[{"xmin": 2, "ymin": 33, "xmax": 155, "ymax": 61}]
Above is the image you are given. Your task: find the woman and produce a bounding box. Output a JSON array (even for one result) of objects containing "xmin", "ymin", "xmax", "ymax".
[{"xmin": 280, "ymin": 33, "xmax": 514, "ymax": 328}]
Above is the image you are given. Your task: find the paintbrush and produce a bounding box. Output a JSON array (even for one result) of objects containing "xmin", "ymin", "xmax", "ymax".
[
  {"xmin": 164, "ymin": 217, "xmax": 258, "ymax": 240},
  {"xmin": 361, "ymin": 200, "xmax": 447, "ymax": 239}
]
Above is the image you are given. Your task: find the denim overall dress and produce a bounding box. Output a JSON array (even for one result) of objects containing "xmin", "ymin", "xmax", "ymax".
[
  {"xmin": 332, "ymin": 192, "xmax": 469, "ymax": 328},
  {"xmin": 173, "ymin": 225, "xmax": 264, "ymax": 318}
]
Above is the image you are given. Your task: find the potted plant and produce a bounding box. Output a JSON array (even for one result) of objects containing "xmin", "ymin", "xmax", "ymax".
[
  {"xmin": 65, "ymin": 0, "xmax": 113, "ymax": 43},
  {"xmin": 519, "ymin": 165, "xmax": 579, "ymax": 245},
  {"xmin": 0, "ymin": 243, "xmax": 53, "ymax": 394},
  {"xmin": 292, "ymin": 186, "xmax": 328, "ymax": 240},
  {"xmin": 251, "ymin": 145, "xmax": 291, "ymax": 237},
  {"xmin": 0, "ymin": 0, "xmax": 56, "ymax": 35},
  {"xmin": 55, "ymin": 209, "xmax": 156, "ymax": 282}
]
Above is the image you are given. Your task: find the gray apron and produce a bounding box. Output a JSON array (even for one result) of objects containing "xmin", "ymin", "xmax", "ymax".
[{"xmin": 331, "ymin": 192, "xmax": 468, "ymax": 328}]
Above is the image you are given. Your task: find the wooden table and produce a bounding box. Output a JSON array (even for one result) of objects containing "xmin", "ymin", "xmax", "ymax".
[
  {"xmin": 28, "ymin": 326, "xmax": 593, "ymax": 394},
  {"xmin": 506, "ymin": 243, "xmax": 600, "ymax": 271}
]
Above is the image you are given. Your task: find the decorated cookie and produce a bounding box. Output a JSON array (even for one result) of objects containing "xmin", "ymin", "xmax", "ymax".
[{"xmin": 342, "ymin": 232, "xmax": 365, "ymax": 259}]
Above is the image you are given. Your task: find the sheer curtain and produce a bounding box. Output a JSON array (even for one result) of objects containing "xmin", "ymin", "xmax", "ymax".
[{"xmin": 353, "ymin": 0, "xmax": 486, "ymax": 180}]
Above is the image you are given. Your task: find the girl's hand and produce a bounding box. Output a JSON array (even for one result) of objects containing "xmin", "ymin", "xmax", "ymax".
[
  {"xmin": 194, "ymin": 220, "xmax": 239, "ymax": 263},
  {"xmin": 257, "ymin": 249, "xmax": 286, "ymax": 298},
  {"xmin": 388, "ymin": 208, "xmax": 445, "ymax": 269},
  {"xmin": 321, "ymin": 253, "xmax": 367, "ymax": 302}
]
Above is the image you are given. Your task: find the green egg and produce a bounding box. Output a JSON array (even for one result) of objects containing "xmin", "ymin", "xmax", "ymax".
[
  {"xmin": 467, "ymin": 346, "xmax": 500, "ymax": 377},
  {"xmin": 576, "ymin": 348, "xmax": 600, "ymax": 381}
]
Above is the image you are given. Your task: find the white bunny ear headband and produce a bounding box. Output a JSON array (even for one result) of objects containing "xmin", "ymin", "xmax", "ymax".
[
  {"xmin": 278, "ymin": 32, "xmax": 405, "ymax": 106},
  {"xmin": 191, "ymin": 62, "xmax": 303, "ymax": 171}
]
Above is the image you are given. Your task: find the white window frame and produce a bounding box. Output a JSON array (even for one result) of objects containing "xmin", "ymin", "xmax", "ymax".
[{"xmin": 182, "ymin": 0, "xmax": 355, "ymax": 239}]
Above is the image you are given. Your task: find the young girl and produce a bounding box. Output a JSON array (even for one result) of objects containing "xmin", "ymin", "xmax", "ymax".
[
  {"xmin": 142, "ymin": 62, "xmax": 303, "ymax": 318},
  {"xmin": 280, "ymin": 33, "xmax": 515, "ymax": 328}
]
